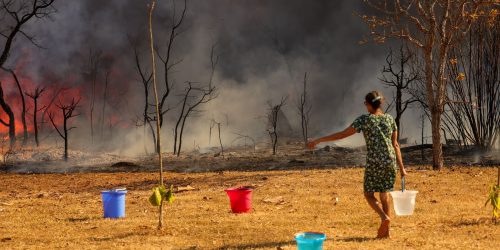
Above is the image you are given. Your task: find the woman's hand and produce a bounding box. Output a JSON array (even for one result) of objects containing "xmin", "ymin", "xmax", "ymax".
[
  {"xmin": 307, "ymin": 140, "xmax": 318, "ymax": 149},
  {"xmin": 400, "ymin": 167, "xmax": 407, "ymax": 177}
]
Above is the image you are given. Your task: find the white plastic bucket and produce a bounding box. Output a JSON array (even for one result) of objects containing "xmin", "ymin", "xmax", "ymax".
[{"xmin": 390, "ymin": 190, "xmax": 418, "ymax": 216}]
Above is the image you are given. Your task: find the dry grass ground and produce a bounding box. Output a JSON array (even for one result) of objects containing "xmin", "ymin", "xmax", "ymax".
[{"xmin": 0, "ymin": 166, "xmax": 499, "ymax": 249}]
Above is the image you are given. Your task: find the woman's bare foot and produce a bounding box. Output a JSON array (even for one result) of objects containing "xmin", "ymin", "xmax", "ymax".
[{"xmin": 377, "ymin": 218, "xmax": 391, "ymax": 238}]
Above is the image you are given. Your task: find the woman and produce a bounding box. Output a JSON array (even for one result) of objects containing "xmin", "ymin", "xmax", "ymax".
[{"xmin": 308, "ymin": 91, "xmax": 407, "ymax": 238}]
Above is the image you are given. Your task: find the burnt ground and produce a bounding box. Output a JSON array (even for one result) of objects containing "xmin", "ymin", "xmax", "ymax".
[{"xmin": 2, "ymin": 141, "xmax": 499, "ymax": 174}]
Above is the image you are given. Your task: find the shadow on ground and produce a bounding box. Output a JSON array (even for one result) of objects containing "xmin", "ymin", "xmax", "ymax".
[
  {"xmin": 214, "ymin": 240, "xmax": 296, "ymax": 250},
  {"xmin": 336, "ymin": 236, "xmax": 375, "ymax": 243}
]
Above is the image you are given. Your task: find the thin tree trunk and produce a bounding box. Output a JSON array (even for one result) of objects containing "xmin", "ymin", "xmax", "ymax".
[
  {"xmin": 173, "ymin": 87, "xmax": 190, "ymax": 154},
  {"xmin": 274, "ymin": 133, "xmax": 278, "ymax": 155},
  {"xmin": 34, "ymin": 97, "xmax": 39, "ymax": 147},
  {"xmin": 301, "ymin": 72, "xmax": 308, "ymax": 148},
  {"xmin": 395, "ymin": 86, "xmax": 402, "ymax": 140},
  {"xmin": 208, "ymin": 124, "xmax": 212, "ymax": 146},
  {"xmin": 143, "ymin": 81, "xmax": 151, "ymax": 153},
  {"xmin": 217, "ymin": 123, "xmax": 224, "ymax": 158},
  {"xmin": 40, "ymin": 88, "xmax": 62, "ymax": 134},
  {"xmin": 10, "ymin": 71, "xmax": 27, "ymax": 145},
  {"xmin": 100, "ymin": 71, "xmax": 109, "ymax": 140},
  {"xmin": 26, "ymin": 87, "xmax": 45, "ymax": 147},
  {"xmin": 177, "ymin": 114, "xmax": 189, "ymax": 157},
  {"xmin": 90, "ymin": 79, "xmax": 95, "ymax": 144},
  {"xmin": 63, "ymin": 116, "xmax": 68, "ymax": 161},
  {"xmin": 0, "ymin": 84, "xmax": 15, "ymax": 148},
  {"xmin": 421, "ymin": 112, "xmax": 425, "ymax": 161},
  {"xmin": 148, "ymin": 120, "xmax": 157, "ymax": 152},
  {"xmin": 148, "ymin": 0, "xmax": 164, "ymax": 230}
]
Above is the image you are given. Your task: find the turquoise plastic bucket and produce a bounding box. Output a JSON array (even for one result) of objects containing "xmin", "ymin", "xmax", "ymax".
[
  {"xmin": 101, "ymin": 189, "xmax": 127, "ymax": 219},
  {"xmin": 295, "ymin": 232, "xmax": 326, "ymax": 250}
]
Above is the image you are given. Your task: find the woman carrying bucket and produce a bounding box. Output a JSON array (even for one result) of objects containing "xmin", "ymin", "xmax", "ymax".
[{"xmin": 308, "ymin": 91, "xmax": 407, "ymax": 238}]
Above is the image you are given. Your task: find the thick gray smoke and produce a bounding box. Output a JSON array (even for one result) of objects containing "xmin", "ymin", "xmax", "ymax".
[{"xmin": 6, "ymin": 0, "xmax": 424, "ymax": 154}]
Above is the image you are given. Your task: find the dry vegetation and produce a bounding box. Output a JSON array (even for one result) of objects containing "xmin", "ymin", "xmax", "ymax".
[{"xmin": 0, "ymin": 166, "xmax": 499, "ymax": 249}]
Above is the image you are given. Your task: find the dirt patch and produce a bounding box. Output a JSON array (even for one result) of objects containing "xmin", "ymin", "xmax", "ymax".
[{"xmin": 0, "ymin": 167, "xmax": 498, "ymax": 249}]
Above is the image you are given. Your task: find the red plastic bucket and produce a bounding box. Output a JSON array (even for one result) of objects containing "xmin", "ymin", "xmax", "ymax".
[{"xmin": 224, "ymin": 187, "xmax": 253, "ymax": 213}]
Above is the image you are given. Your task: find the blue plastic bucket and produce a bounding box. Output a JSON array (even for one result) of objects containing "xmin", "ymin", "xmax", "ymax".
[
  {"xmin": 101, "ymin": 189, "xmax": 127, "ymax": 219},
  {"xmin": 295, "ymin": 232, "xmax": 326, "ymax": 250}
]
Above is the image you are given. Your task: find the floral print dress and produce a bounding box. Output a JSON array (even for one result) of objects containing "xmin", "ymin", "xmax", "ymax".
[{"xmin": 351, "ymin": 113, "xmax": 398, "ymax": 192}]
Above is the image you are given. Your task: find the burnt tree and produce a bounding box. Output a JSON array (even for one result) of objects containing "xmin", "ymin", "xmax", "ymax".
[
  {"xmin": 100, "ymin": 69, "xmax": 110, "ymax": 140},
  {"xmin": 173, "ymin": 83, "xmax": 192, "ymax": 155},
  {"xmin": 210, "ymin": 119, "xmax": 224, "ymax": 157},
  {"xmin": 25, "ymin": 87, "xmax": 46, "ymax": 147},
  {"xmin": 0, "ymin": 82, "xmax": 15, "ymax": 148},
  {"xmin": 379, "ymin": 43, "xmax": 419, "ymax": 140},
  {"xmin": 156, "ymin": 0, "xmax": 187, "ymax": 128},
  {"xmin": 297, "ymin": 72, "xmax": 312, "ymax": 148},
  {"xmin": 362, "ymin": 0, "xmax": 495, "ymax": 170},
  {"xmin": 48, "ymin": 98, "xmax": 80, "ymax": 161},
  {"xmin": 40, "ymin": 87, "xmax": 65, "ymax": 136},
  {"xmin": 268, "ymin": 97, "xmax": 287, "ymax": 155},
  {"xmin": 131, "ymin": 40, "xmax": 157, "ymax": 153},
  {"xmin": 443, "ymin": 14, "xmax": 500, "ymax": 149},
  {"xmin": 232, "ymin": 132, "xmax": 256, "ymax": 152},
  {"xmin": 84, "ymin": 49, "xmax": 102, "ymax": 144},
  {"xmin": 4, "ymin": 69, "xmax": 28, "ymax": 145},
  {"xmin": 174, "ymin": 43, "xmax": 219, "ymax": 156},
  {"xmin": 0, "ymin": 0, "xmax": 55, "ymax": 147},
  {"xmin": 174, "ymin": 82, "xmax": 216, "ymax": 156}
]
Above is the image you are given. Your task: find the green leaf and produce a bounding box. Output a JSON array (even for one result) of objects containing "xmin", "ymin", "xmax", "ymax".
[
  {"xmin": 158, "ymin": 185, "xmax": 168, "ymax": 197},
  {"xmin": 148, "ymin": 185, "xmax": 175, "ymax": 206},
  {"xmin": 486, "ymin": 184, "xmax": 500, "ymax": 219},
  {"xmin": 165, "ymin": 185, "xmax": 175, "ymax": 204},
  {"xmin": 149, "ymin": 187, "xmax": 162, "ymax": 206}
]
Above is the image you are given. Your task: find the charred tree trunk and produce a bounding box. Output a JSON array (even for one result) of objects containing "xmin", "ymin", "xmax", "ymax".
[
  {"xmin": 40, "ymin": 88, "xmax": 64, "ymax": 135},
  {"xmin": 444, "ymin": 17, "xmax": 500, "ymax": 150},
  {"xmin": 86, "ymin": 49, "xmax": 102, "ymax": 145},
  {"xmin": 157, "ymin": 0, "xmax": 187, "ymax": 128},
  {"xmin": 100, "ymin": 70, "xmax": 110, "ymax": 140},
  {"xmin": 90, "ymin": 77, "xmax": 95, "ymax": 144},
  {"xmin": 48, "ymin": 98, "xmax": 80, "ymax": 161},
  {"xmin": 395, "ymin": 87, "xmax": 402, "ymax": 137},
  {"xmin": 421, "ymin": 112, "xmax": 425, "ymax": 161},
  {"xmin": 8, "ymin": 70, "xmax": 27, "ymax": 145},
  {"xmin": 217, "ymin": 122, "xmax": 223, "ymax": 157},
  {"xmin": 0, "ymin": 83, "xmax": 15, "ymax": 148},
  {"xmin": 380, "ymin": 44, "xmax": 419, "ymax": 141},
  {"xmin": 173, "ymin": 85, "xmax": 191, "ymax": 154},
  {"xmin": 63, "ymin": 112, "xmax": 68, "ymax": 160},
  {"xmin": 0, "ymin": 1, "xmax": 55, "ymax": 67},
  {"xmin": 298, "ymin": 72, "xmax": 311, "ymax": 148},
  {"xmin": 268, "ymin": 97, "xmax": 287, "ymax": 155},
  {"xmin": 210, "ymin": 119, "xmax": 224, "ymax": 157},
  {"xmin": 177, "ymin": 111, "xmax": 189, "ymax": 157},
  {"xmin": 26, "ymin": 87, "xmax": 45, "ymax": 147},
  {"xmin": 34, "ymin": 95, "xmax": 40, "ymax": 147},
  {"xmin": 176, "ymin": 83, "xmax": 216, "ymax": 157},
  {"xmin": 131, "ymin": 41, "xmax": 156, "ymax": 153},
  {"xmin": 362, "ymin": 0, "xmax": 492, "ymax": 171},
  {"xmin": 0, "ymin": 0, "xmax": 55, "ymax": 147}
]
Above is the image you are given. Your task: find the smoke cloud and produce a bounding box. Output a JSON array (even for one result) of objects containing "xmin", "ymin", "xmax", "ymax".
[{"xmin": 2, "ymin": 0, "xmax": 425, "ymax": 154}]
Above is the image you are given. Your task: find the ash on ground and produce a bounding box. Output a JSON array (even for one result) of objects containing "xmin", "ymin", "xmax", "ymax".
[{"xmin": 2, "ymin": 141, "xmax": 499, "ymax": 174}]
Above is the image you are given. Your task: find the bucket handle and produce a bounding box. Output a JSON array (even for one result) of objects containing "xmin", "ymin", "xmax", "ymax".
[{"xmin": 401, "ymin": 176, "xmax": 405, "ymax": 192}]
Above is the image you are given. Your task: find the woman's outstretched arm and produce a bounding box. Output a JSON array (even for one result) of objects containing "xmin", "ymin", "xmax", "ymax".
[
  {"xmin": 391, "ymin": 131, "xmax": 407, "ymax": 177},
  {"xmin": 307, "ymin": 126, "xmax": 357, "ymax": 149}
]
